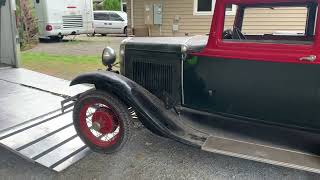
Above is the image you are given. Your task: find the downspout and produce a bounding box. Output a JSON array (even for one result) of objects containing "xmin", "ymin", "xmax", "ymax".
[{"xmin": 130, "ymin": 0, "xmax": 134, "ymax": 35}]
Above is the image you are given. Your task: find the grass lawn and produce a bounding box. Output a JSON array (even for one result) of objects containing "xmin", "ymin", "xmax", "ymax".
[{"xmin": 21, "ymin": 52, "xmax": 108, "ymax": 80}]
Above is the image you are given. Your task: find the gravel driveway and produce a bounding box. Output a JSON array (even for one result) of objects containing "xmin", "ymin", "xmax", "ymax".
[{"xmin": 28, "ymin": 35, "xmax": 127, "ymax": 56}]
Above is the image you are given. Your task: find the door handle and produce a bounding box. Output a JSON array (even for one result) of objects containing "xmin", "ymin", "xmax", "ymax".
[{"xmin": 299, "ymin": 55, "xmax": 317, "ymax": 62}]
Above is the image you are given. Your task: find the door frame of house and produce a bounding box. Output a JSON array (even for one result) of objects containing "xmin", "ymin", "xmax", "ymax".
[{"xmin": 0, "ymin": 0, "xmax": 20, "ymax": 68}]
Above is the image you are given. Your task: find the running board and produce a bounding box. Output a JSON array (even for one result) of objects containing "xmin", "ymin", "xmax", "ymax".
[
  {"xmin": 202, "ymin": 136, "xmax": 320, "ymax": 174},
  {"xmin": 0, "ymin": 109, "xmax": 91, "ymax": 172}
]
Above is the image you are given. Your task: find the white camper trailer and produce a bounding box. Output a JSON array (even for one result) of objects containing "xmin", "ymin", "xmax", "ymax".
[{"xmin": 32, "ymin": 0, "xmax": 94, "ymax": 40}]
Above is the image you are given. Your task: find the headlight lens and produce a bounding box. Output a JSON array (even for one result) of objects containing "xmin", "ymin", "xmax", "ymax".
[{"xmin": 181, "ymin": 45, "xmax": 188, "ymax": 53}]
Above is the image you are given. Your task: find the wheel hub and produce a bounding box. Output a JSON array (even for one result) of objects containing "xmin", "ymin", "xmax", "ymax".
[
  {"xmin": 92, "ymin": 121, "xmax": 101, "ymax": 132},
  {"xmin": 92, "ymin": 107, "xmax": 117, "ymax": 134}
]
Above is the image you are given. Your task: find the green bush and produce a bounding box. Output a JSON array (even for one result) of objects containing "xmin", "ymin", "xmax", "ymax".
[{"xmin": 102, "ymin": 0, "xmax": 121, "ymax": 11}]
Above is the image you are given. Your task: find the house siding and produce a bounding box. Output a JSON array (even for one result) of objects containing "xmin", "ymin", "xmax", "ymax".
[{"xmin": 128, "ymin": 0, "xmax": 308, "ymax": 37}]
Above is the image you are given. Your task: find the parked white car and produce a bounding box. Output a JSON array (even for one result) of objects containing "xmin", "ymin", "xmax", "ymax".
[{"xmin": 93, "ymin": 11, "xmax": 128, "ymax": 36}]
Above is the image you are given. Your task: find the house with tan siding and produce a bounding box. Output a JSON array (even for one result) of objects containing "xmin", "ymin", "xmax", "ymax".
[{"xmin": 127, "ymin": 0, "xmax": 308, "ymax": 37}]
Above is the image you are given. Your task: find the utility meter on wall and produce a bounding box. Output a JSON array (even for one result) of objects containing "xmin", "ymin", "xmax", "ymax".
[
  {"xmin": 144, "ymin": 4, "xmax": 153, "ymax": 25},
  {"xmin": 153, "ymin": 4, "xmax": 163, "ymax": 25}
]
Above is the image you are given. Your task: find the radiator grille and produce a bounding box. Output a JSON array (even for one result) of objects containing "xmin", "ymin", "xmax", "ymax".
[
  {"xmin": 62, "ymin": 15, "xmax": 83, "ymax": 29},
  {"xmin": 132, "ymin": 61, "xmax": 174, "ymax": 95},
  {"xmin": 125, "ymin": 50, "xmax": 182, "ymax": 104}
]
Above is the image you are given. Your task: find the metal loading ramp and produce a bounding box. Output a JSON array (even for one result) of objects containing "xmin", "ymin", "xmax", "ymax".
[
  {"xmin": 0, "ymin": 68, "xmax": 91, "ymax": 172},
  {"xmin": 0, "ymin": 108, "xmax": 91, "ymax": 172}
]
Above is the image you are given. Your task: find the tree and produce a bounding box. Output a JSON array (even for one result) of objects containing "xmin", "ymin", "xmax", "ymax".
[
  {"xmin": 17, "ymin": 0, "xmax": 38, "ymax": 49},
  {"xmin": 102, "ymin": 0, "xmax": 121, "ymax": 11}
]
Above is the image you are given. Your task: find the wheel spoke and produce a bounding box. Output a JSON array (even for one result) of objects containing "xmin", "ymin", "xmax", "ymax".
[{"xmin": 80, "ymin": 101, "xmax": 122, "ymax": 145}]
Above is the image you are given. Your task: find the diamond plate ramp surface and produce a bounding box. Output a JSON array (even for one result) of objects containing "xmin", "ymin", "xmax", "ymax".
[{"xmin": 0, "ymin": 110, "xmax": 91, "ymax": 172}]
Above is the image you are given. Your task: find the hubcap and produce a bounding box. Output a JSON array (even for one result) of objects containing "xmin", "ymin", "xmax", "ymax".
[
  {"xmin": 79, "ymin": 100, "xmax": 123, "ymax": 148},
  {"xmin": 92, "ymin": 122, "xmax": 101, "ymax": 132},
  {"xmin": 91, "ymin": 107, "xmax": 117, "ymax": 134}
]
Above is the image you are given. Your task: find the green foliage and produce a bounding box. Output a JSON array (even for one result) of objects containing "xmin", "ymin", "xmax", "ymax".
[
  {"xmin": 93, "ymin": 3, "xmax": 103, "ymax": 10},
  {"xmin": 17, "ymin": 0, "xmax": 39, "ymax": 50},
  {"xmin": 102, "ymin": 0, "xmax": 121, "ymax": 11}
]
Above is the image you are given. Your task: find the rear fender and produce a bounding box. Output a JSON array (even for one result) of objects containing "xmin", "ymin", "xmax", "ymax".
[{"xmin": 70, "ymin": 71, "xmax": 186, "ymax": 139}]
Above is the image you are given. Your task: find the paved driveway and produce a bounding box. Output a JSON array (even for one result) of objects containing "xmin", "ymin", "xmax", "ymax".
[{"xmin": 1, "ymin": 123, "xmax": 320, "ymax": 180}]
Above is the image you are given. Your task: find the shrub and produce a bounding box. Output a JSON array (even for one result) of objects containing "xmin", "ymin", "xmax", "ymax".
[{"xmin": 102, "ymin": 0, "xmax": 121, "ymax": 11}]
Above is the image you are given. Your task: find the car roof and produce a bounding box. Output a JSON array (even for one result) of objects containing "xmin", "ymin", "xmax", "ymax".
[{"xmin": 94, "ymin": 11, "xmax": 127, "ymax": 17}]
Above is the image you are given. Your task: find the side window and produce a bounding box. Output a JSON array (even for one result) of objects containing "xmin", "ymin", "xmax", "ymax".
[
  {"xmin": 242, "ymin": 7, "xmax": 308, "ymax": 36},
  {"xmin": 94, "ymin": 13, "xmax": 103, "ymax": 20},
  {"xmin": 222, "ymin": 3, "xmax": 318, "ymax": 45},
  {"xmin": 109, "ymin": 13, "xmax": 124, "ymax": 21},
  {"xmin": 94, "ymin": 13, "xmax": 110, "ymax": 21}
]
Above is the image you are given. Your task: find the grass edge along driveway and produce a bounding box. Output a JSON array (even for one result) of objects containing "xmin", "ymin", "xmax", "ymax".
[{"xmin": 21, "ymin": 52, "xmax": 107, "ymax": 80}]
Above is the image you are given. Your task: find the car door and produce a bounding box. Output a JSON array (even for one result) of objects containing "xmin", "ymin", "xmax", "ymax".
[
  {"xmin": 93, "ymin": 13, "xmax": 109, "ymax": 34},
  {"xmin": 108, "ymin": 12, "xmax": 125, "ymax": 34},
  {"xmin": 183, "ymin": 2, "xmax": 320, "ymax": 130}
]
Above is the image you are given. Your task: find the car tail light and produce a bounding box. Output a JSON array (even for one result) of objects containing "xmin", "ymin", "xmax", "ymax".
[{"xmin": 46, "ymin": 25, "xmax": 53, "ymax": 31}]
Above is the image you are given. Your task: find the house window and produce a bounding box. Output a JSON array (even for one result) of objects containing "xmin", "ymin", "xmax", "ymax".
[
  {"xmin": 194, "ymin": 0, "xmax": 236, "ymax": 15},
  {"xmin": 197, "ymin": 0, "xmax": 212, "ymax": 12},
  {"xmin": 226, "ymin": 4, "xmax": 237, "ymax": 15}
]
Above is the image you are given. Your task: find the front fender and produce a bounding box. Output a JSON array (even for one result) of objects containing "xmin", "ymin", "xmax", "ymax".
[{"xmin": 70, "ymin": 71, "xmax": 189, "ymax": 141}]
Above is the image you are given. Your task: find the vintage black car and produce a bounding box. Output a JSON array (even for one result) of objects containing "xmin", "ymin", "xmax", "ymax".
[{"xmin": 65, "ymin": 0, "xmax": 320, "ymax": 173}]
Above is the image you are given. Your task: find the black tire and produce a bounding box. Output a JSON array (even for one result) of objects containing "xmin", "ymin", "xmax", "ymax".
[
  {"xmin": 124, "ymin": 27, "xmax": 128, "ymax": 37},
  {"xmin": 101, "ymin": 34, "xmax": 107, "ymax": 36},
  {"xmin": 50, "ymin": 36, "xmax": 63, "ymax": 42},
  {"xmin": 87, "ymin": 33, "xmax": 95, "ymax": 37},
  {"xmin": 73, "ymin": 90, "xmax": 132, "ymax": 154}
]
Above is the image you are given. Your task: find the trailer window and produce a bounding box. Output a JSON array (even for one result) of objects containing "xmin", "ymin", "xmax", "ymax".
[{"xmin": 222, "ymin": 3, "xmax": 318, "ymax": 45}]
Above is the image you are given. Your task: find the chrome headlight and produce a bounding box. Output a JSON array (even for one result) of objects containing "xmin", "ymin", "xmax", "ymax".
[
  {"xmin": 181, "ymin": 45, "xmax": 188, "ymax": 60},
  {"xmin": 181, "ymin": 45, "xmax": 188, "ymax": 53}
]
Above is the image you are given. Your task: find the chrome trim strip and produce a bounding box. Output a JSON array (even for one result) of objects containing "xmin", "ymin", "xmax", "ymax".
[{"xmin": 181, "ymin": 58, "xmax": 185, "ymax": 105}]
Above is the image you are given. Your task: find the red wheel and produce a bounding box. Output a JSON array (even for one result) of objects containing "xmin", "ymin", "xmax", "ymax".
[{"xmin": 73, "ymin": 90, "xmax": 132, "ymax": 153}]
